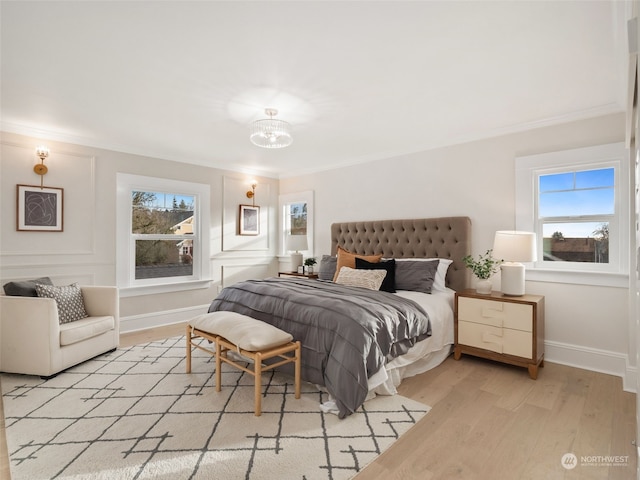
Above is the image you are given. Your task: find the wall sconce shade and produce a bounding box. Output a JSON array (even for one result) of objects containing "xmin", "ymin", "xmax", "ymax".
[
  {"xmin": 286, "ymin": 235, "xmax": 308, "ymax": 272},
  {"xmin": 493, "ymin": 230, "xmax": 537, "ymax": 296}
]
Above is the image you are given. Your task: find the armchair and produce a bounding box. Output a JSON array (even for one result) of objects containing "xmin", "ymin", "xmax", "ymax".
[{"xmin": 0, "ymin": 286, "xmax": 119, "ymax": 378}]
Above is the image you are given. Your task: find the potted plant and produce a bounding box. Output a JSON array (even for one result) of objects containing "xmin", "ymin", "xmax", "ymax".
[
  {"xmin": 462, "ymin": 249, "xmax": 502, "ymax": 294},
  {"xmin": 304, "ymin": 257, "xmax": 317, "ymax": 274}
]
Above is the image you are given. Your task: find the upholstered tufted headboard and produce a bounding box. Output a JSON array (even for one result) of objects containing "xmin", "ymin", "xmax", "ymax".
[{"xmin": 330, "ymin": 217, "xmax": 472, "ymax": 292}]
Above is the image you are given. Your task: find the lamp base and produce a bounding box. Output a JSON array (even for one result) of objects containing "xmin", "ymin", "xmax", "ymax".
[
  {"xmin": 290, "ymin": 252, "xmax": 303, "ymax": 272},
  {"xmin": 500, "ymin": 262, "xmax": 526, "ymax": 296}
]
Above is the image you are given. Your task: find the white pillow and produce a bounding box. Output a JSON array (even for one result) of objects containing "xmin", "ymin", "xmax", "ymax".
[
  {"xmin": 335, "ymin": 266, "xmax": 387, "ymax": 291},
  {"xmin": 392, "ymin": 258, "xmax": 453, "ymax": 292}
]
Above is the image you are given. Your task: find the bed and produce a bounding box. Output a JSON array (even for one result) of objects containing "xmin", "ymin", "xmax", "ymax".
[{"xmin": 208, "ymin": 217, "xmax": 471, "ymax": 417}]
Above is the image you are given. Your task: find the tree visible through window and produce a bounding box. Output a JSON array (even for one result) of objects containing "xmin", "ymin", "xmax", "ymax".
[
  {"xmin": 288, "ymin": 202, "xmax": 307, "ymax": 235},
  {"xmin": 132, "ymin": 191, "xmax": 195, "ymax": 280}
]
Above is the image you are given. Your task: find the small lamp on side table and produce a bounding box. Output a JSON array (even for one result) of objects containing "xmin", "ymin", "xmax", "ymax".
[
  {"xmin": 286, "ymin": 235, "xmax": 308, "ymax": 272},
  {"xmin": 492, "ymin": 230, "xmax": 537, "ymax": 296}
]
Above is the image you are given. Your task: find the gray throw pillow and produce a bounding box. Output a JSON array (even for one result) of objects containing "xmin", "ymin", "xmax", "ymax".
[
  {"xmin": 395, "ymin": 260, "xmax": 440, "ymax": 293},
  {"xmin": 3, "ymin": 277, "xmax": 53, "ymax": 296},
  {"xmin": 318, "ymin": 255, "xmax": 337, "ymax": 281},
  {"xmin": 35, "ymin": 283, "xmax": 89, "ymax": 324}
]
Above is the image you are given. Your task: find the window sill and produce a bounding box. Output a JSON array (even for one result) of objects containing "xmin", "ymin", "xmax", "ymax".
[
  {"xmin": 526, "ymin": 269, "xmax": 628, "ymax": 288},
  {"xmin": 119, "ymin": 279, "xmax": 212, "ymax": 298}
]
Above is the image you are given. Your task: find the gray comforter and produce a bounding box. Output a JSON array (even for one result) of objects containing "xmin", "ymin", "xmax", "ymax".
[{"xmin": 207, "ymin": 277, "xmax": 431, "ymax": 418}]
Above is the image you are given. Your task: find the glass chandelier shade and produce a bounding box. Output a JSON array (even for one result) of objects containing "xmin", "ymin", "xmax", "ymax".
[{"xmin": 250, "ymin": 108, "xmax": 293, "ymax": 149}]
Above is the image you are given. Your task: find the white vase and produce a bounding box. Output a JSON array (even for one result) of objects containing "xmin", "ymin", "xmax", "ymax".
[{"xmin": 475, "ymin": 278, "xmax": 492, "ymax": 294}]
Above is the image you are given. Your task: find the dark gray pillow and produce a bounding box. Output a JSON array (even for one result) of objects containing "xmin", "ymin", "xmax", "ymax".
[
  {"xmin": 3, "ymin": 277, "xmax": 53, "ymax": 296},
  {"xmin": 318, "ymin": 255, "xmax": 337, "ymax": 281},
  {"xmin": 395, "ymin": 260, "xmax": 439, "ymax": 293}
]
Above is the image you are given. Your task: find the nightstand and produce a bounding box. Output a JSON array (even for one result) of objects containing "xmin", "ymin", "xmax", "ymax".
[
  {"xmin": 454, "ymin": 289, "xmax": 545, "ymax": 379},
  {"xmin": 278, "ymin": 271, "xmax": 319, "ymax": 280}
]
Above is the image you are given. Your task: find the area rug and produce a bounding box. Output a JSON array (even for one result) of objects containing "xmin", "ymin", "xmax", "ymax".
[{"xmin": 2, "ymin": 335, "xmax": 430, "ymax": 480}]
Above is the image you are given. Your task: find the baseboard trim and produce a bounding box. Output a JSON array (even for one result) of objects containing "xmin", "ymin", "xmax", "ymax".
[
  {"xmin": 544, "ymin": 340, "xmax": 635, "ymax": 392},
  {"xmin": 120, "ymin": 304, "xmax": 210, "ymax": 333}
]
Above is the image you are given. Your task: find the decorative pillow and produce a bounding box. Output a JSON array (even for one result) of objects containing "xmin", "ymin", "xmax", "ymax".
[
  {"xmin": 333, "ymin": 247, "xmax": 383, "ymax": 282},
  {"xmin": 355, "ymin": 258, "xmax": 396, "ymax": 293},
  {"xmin": 35, "ymin": 283, "xmax": 89, "ymax": 324},
  {"xmin": 335, "ymin": 266, "xmax": 387, "ymax": 291},
  {"xmin": 393, "ymin": 258, "xmax": 453, "ymax": 292},
  {"xmin": 3, "ymin": 277, "xmax": 53, "ymax": 297},
  {"xmin": 318, "ymin": 255, "xmax": 337, "ymax": 281},
  {"xmin": 394, "ymin": 260, "xmax": 439, "ymax": 293}
]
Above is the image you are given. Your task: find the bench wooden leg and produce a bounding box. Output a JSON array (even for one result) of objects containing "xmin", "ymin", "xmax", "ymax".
[
  {"xmin": 294, "ymin": 341, "xmax": 301, "ymax": 399},
  {"xmin": 255, "ymin": 351, "xmax": 263, "ymax": 416},
  {"xmin": 185, "ymin": 325, "xmax": 192, "ymax": 373},
  {"xmin": 215, "ymin": 338, "xmax": 222, "ymax": 393}
]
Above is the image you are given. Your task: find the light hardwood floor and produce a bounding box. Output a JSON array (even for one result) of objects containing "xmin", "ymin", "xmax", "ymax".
[{"xmin": 1, "ymin": 324, "xmax": 637, "ymax": 479}]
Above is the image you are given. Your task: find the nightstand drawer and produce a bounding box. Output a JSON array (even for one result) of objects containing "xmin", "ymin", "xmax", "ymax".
[
  {"xmin": 458, "ymin": 320, "xmax": 533, "ymax": 358},
  {"xmin": 457, "ymin": 297, "xmax": 533, "ymax": 332}
]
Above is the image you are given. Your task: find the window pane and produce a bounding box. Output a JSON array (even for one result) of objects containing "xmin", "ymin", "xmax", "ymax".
[
  {"xmin": 288, "ymin": 202, "xmax": 307, "ymax": 235},
  {"xmin": 135, "ymin": 240, "xmax": 194, "ymax": 279},
  {"xmin": 539, "ymin": 189, "xmax": 614, "ymax": 216},
  {"xmin": 539, "ymin": 172, "xmax": 573, "ymax": 192},
  {"xmin": 575, "ymin": 168, "xmax": 614, "ymax": 189},
  {"xmin": 539, "ymin": 168, "xmax": 614, "ymax": 217},
  {"xmin": 542, "ymin": 222, "xmax": 609, "ymax": 263},
  {"xmin": 132, "ymin": 191, "xmax": 195, "ymax": 234}
]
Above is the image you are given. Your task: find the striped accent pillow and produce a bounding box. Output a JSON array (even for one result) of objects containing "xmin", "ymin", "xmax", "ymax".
[{"xmin": 335, "ymin": 266, "xmax": 387, "ymax": 291}]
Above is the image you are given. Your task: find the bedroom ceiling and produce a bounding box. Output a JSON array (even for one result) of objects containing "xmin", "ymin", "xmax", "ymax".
[{"xmin": 0, "ymin": 1, "xmax": 629, "ymax": 178}]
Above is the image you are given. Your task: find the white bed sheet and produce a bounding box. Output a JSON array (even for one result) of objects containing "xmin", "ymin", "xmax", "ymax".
[{"xmin": 368, "ymin": 288, "xmax": 455, "ymax": 395}]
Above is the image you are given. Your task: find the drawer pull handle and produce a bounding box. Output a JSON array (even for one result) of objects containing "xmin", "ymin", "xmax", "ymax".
[{"xmin": 482, "ymin": 331, "xmax": 504, "ymax": 353}]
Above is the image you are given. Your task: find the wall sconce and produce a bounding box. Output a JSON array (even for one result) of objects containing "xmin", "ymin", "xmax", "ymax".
[
  {"xmin": 246, "ymin": 181, "xmax": 257, "ymax": 206},
  {"xmin": 34, "ymin": 146, "xmax": 50, "ymax": 188}
]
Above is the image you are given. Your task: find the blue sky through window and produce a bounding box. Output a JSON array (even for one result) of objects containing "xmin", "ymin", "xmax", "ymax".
[{"xmin": 539, "ymin": 168, "xmax": 613, "ymax": 237}]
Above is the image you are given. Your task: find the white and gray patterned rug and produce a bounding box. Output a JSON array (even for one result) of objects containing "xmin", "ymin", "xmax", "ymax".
[{"xmin": 1, "ymin": 335, "xmax": 430, "ymax": 480}]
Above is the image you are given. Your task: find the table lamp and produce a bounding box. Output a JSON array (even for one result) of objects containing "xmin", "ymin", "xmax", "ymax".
[
  {"xmin": 492, "ymin": 230, "xmax": 537, "ymax": 296},
  {"xmin": 286, "ymin": 235, "xmax": 308, "ymax": 272}
]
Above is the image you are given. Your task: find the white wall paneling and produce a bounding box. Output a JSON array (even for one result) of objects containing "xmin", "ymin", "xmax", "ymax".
[{"xmin": 221, "ymin": 176, "xmax": 270, "ymax": 252}]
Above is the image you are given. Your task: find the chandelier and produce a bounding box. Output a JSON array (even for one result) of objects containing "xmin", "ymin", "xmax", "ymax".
[{"xmin": 249, "ymin": 108, "xmax": 293, "ymax": 149}]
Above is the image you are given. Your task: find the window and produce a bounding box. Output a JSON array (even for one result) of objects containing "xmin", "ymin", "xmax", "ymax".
[
  {"xmin": 131, "ymin": 191, "xmax": 195, "ymax": 280},
  {"xmin": 539, "ymin": 167, "xmax": 614, "ymax": 264},
  {"xmin": 279, "ymin": 191, "xmax": 314, "ymax": 256},
  {"xmin": 515, "ymin": 143, "xmax": 628, "ymax": 286},
  {"xmin": 117, "ymin": 174, "xmax": 210, "ymax": 296}
]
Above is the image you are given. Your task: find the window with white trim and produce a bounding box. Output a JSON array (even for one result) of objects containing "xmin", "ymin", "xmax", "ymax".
[
  {"xmin": 117, "ymin": 173, "xmax": 211, "ymax": 295},
  {"xmin": 279, "ymin": 191, "xmax": 314, "ymax": 256},
  {"xmin": 515, "ymin": 143, "xmax": 628, "ymax": 285}
]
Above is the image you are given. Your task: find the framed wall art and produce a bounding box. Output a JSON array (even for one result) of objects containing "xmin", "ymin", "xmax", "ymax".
[
  {"xmin": 17, "ymin": 184, "xmax": 64, "ymax": 232},
  {"xmin": 239, "ymin": 204, "xmax": 259, "ymax": 235}
]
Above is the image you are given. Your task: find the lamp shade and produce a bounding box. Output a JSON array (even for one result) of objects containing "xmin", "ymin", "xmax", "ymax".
[
  {"xmin": 285, "ymin": 235, "xmax": 308, "ymax": 252},
  {"xmin": 492, "ymin": 231, "xmax": 537, "ymax": 262}
]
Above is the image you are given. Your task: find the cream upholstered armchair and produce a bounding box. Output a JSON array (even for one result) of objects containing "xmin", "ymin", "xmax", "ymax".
[{"xmin": 0, "ymin": 286, "xmax": 119, "ymax": 378}]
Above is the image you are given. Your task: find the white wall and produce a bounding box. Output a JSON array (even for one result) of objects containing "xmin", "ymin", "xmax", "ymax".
[
  {"xmin": 280, "ymin": 112, "xmax": 635, "ymax": 389},
  {"xmin": 0, "ymin": 132, "xmax": 280, "ymax": 332}
]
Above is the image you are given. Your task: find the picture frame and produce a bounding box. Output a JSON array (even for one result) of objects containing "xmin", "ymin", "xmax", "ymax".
[
  {"xmin": 17, "ymin": 184, "xmax": 64, "ymax": 232},
  {"xmin": 239, "ymin": 204, "xmax": 259, "ymax": 236}
]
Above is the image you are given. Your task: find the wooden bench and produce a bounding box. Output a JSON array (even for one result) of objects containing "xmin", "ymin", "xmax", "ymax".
[{"xmin": 186, "ymin": 311, "xmax": 301, "ymax": 416}]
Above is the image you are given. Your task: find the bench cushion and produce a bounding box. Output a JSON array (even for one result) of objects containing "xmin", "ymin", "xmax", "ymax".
[{"xmin": 189, "ymin": 311, "xmax": 293, "ymax": 351}]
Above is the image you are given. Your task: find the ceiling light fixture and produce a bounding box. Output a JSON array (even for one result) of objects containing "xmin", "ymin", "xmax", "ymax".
[{"xmin": 249, "ymin": 108, "xmax": 293, "ymax": 149}]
